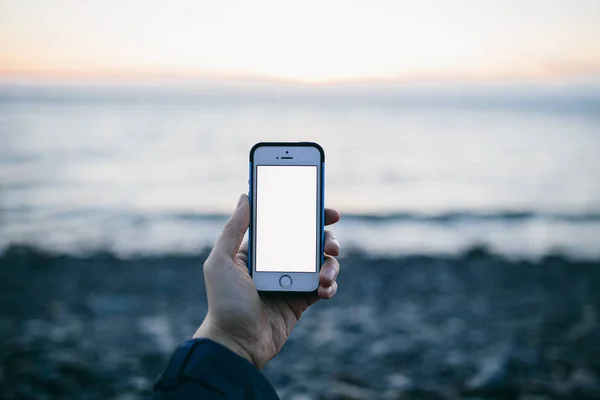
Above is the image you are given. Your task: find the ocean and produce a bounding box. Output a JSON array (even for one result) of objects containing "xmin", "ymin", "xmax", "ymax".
[
  {"xmin": 1, "ymin": 84, "xmax": 599, "ymax": 259},
  {"xmin": 2, "ymin": 83, "xmax": 600, "ymax": 399}
]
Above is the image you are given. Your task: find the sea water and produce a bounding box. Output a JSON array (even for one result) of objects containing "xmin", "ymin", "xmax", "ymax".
[{"xmin": 1, "ymin": 85, "xmax": 599, "ymax": 259}]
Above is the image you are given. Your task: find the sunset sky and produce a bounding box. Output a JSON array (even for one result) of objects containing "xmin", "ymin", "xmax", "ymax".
[{"xmin": 1, "ymin": 0, "xmax": 600, "ymax": 83}]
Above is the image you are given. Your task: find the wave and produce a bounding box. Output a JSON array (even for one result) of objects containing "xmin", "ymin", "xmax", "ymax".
[
  {"xmin": 324, "ymin": 211, "xmax": 600, "ymax": 223},
  {"xmin": 6, "ymin": 207, "xmax": 600, "ymax": 223},
  {"xmin": 157, "ymin": 210, "xmax": 600, "ymax": 223},
  {"xmin": 2, "ymin": 208, "xmax": 599, "ymax": 261}
]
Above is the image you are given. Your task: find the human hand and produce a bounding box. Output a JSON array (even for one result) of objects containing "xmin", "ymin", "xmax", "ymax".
[{"xmin": 193, "ymin": 194, "xmax": 341, "ymax": 369}]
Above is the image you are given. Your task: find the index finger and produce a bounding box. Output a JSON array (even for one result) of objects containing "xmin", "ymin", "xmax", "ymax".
[{"xmin": 325, "ymin": 208, "xmax": 341, "ymax": 226}]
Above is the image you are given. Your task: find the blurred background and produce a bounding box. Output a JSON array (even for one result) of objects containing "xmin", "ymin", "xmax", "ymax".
[{"xmin": 1, "ymin": 1, "xmax": 599, "ymax": 399}]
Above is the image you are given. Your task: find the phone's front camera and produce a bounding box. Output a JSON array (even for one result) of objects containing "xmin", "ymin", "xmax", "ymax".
[{"xmin": 285, "ymin": 151, "xmax": 289, "ymax": 154}]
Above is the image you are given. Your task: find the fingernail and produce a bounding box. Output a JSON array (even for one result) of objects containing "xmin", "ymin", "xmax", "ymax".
[
  {"xmin": 324, "ymin": 268, "xmax": 336, "ymax": 281},
  {"xmin": 237, "ymin": 194, "xmax": 245, "ymax": 208}
]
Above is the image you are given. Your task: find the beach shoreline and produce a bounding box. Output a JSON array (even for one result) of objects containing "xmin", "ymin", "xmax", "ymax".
[{"xmin": 1, "ymin": 245, "xmax": 599, "ymax": 399}]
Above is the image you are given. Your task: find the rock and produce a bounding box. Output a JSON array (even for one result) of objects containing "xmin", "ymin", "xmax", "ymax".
[
  {"xmin": 139, "ymin": 316, "xmax": 176, "ymax": 354},
  {"xmin": 518, "ymin": 395, "xmax": 550, "ymax": 400},
  {"xmin": 466, "ymin": 356, "xmax": 508, "ymax": 391},
  {"xmin": 286, "ymin": 393, "xmax": 314, "ymax": 400},
  {"xmin": 3, "ymin": 249, "xmax": 600, "ymax": 399},
  {"xmin": 114, "ymin": 394, "xmax": 138, "ymax": 400},
  {"xmin": 324, "ymin": 372, "xmax": 377, "ymax": 399},
  {"xmin": 386, "ymin": 373, "xmax": 414, "ymax": 391},
  {"xmin": 326, "ymin": 381, "xmax": 377, "ymax": 400},
  {"xmin": 23, "ymin": 319, "xmax": 47, "ymax": 338},
  {"xmin": 568, "ymin": 367, "xmax": 599, "ymax": 396},
  {"xmin": 566, "ymin": 305, "xmax": 597, "ymax": 342},
  {"xmin": 464, "ymin": 354, "xmax": 518, "ymax": 398},
  {"xmin": 129, "ymin": 375, "xmax": 152, "ymax": 392},
  {"xmin": 332, "ymin": 372, "xmax": 369, "ymax": 388},
  {"xmin": 402, "ymin": 387, "xmax": 445, "ymax": 399},
  {"xmin": 462, "ymin": 244, "xmax": 493, "ymax": 260}
]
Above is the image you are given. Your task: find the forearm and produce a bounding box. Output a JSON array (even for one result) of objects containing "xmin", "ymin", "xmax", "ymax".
[{"xmin": 152, "ymin": 339, "xmax": 279, "ymax": 400}]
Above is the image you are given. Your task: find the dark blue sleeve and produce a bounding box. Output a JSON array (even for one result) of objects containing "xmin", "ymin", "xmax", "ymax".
[{"xmin": 152, "ymin": 338, "xmax": 280, "ymax": 400}]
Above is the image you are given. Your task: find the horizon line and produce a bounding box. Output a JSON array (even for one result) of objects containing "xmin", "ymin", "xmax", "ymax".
[{"xmin": 2, "ymin": 68, "xmax": 600, "ymax": 87}]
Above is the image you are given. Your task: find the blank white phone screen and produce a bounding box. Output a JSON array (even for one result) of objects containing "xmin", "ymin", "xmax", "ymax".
[{"xmin": 255, "ymin": 165, "xmax": 317, "ymax": 272}]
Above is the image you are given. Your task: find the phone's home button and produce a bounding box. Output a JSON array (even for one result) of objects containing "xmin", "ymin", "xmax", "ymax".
[{"xmin": 279, "ymin": 275, "xmax": 292, "ymax": 288}]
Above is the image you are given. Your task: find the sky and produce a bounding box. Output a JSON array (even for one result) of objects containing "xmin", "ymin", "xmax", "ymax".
[{"xmin": 1, "ymin": 0, "xmax": 600, "ymax": 83}]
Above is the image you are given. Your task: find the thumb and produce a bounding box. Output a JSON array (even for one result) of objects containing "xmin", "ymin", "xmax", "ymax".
[{"xmin": 213, "ymin": 194, "xmax": 250, "ymax": 258}]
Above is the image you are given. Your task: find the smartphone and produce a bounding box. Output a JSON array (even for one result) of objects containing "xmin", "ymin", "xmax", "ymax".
[{"xmin": 248, "ymin": 142, "xmax": 325, "ymax": 292}]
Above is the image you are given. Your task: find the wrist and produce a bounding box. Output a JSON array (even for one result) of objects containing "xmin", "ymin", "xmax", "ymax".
[{"xmin": 193, "ymin": 319, "xmax": 256, "ymax": 368}]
